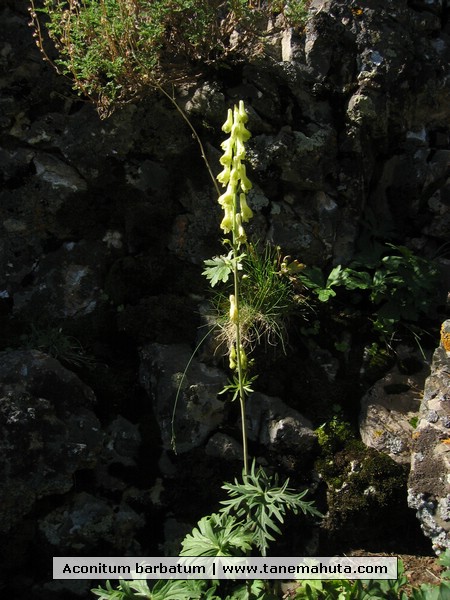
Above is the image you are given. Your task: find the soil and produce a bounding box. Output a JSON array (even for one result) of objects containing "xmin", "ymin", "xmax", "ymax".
[
  {"xmin": 399, "ymin": 553, "xmax": 444, "ymax": 588},
  {"xmin": 280, "ymin": 552, "xmax": 445, "ymax": 598},
  {"xmin": 348, "ymin": 550, "xmax": 444, "ymax": 590}
]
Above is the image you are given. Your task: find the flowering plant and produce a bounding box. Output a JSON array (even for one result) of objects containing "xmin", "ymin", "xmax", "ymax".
[{"xmin": 203, "ymin": 100, "xmax": 255, "ymax": 475}]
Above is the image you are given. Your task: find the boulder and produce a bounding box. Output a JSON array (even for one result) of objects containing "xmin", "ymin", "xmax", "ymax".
[
  {"xmin": 0, "ymin": 350, "xmax": 103, "ymax": 533},
  {"xmin": 247, "ymin": 392, "xmax": 317, "ymax": 457},
  {"xmin": 408, "ymin": 321, "xmax": 450, "ymax": 552},
  {"xmin": 139, "ymin": 343, "xmax": 227, "ymax": 453},
  {"xmin": 38, "ymin": 491, "xmax": 144, "ymax": 553},
  {"xmin": 359, "ymin": 362, "xmax": 427, "ymax": 464}
]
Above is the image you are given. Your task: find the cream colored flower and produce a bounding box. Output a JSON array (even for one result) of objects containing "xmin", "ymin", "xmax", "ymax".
[
  {"xmin": 229, "ymin": 294, "xmax": 238, "ymax": 323},
  {"xmin": 220, "ymin": 208, "xmax": 233, "ymax": 233},
  {"xmin": 235, "ymin": 213, "xmax": 246, "ymax": 243},
  {"xmin": 229, "ymin": 344, "xmax": 237, "ymax": 370},
  {"xmin": 217, "ymin": 164, "xmax": 231, "ymax": 186},
  {"xmin": 238, "ymin": 163, "xmax": 252, "ymax": 193},
  {"xmin": 216, "ymin": 100, "xmax": 253, "ymax": 240},
  {"xmin": 218, "ymin": 186, "xmax": 234, "ymax": 208},
  {"xmin": 239, "ymin": 193, "xmax": 253, "ymax": 222},
  {"xmin": 222, "ymin": 108, "xmax": 233, "ymax": 133}
]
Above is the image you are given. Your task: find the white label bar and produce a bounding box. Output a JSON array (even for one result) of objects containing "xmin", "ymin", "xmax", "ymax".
[{"xmin": 53, "ymin": 556, "xmax": 398, "ymax": 580}]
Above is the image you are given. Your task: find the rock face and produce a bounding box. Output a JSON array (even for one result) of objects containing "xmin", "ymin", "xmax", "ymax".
[
  {"xmin": 0, "ymin": 350, "xmax": 103, "ymax": 534},
  {"xmin": 0, "ymin": 0, "xmax": 449, "ymax": 594},
  {"xmin": 359, "ymin": 362, "xmax": 427, "ymax": 464},
  {"xmin": 408, "ymin": 321, "xmax": 450, "ymax": 552},
  {"xmin": 139, "ymin": 343, "xmax": 228, "ymax": 453},
  {"xmin": 247, "ymin": 392, "xmax": 318, "ymax": 461}
]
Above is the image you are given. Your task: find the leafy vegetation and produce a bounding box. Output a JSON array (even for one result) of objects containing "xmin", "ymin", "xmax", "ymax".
[
  {"xmin": 299, "ymin": 242, "xmax": 441, "ymax": 345},
  {"xmin": 18, "ymin": 323, "xmax": 95, "ymax": 368},
  {"xmin": 211, "ymin": 243, "xmax": 307, "ymax": 355},
  {"xmin": 92, "ymin": 549, "xmax": 450, "ymax": 598},
  {"xmin": 29, "ymin": 0, "xmax": 310, "ymax": 116}
]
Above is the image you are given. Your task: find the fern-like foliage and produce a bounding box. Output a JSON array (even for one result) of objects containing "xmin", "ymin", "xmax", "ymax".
[
  {"xmin": 92, "ymin": 578, "xmax": 209, "ymax": 600},
  {"xmin": 180, "ymin": 512, "xmax": 253, "ymax": 557},
  {"xmin": 220, "ymin": 461, "xmax": 321, "ymax": 556}
]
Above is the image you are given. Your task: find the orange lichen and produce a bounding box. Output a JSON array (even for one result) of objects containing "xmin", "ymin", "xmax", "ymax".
[{"xmin": 440, "ymin": 323, "xmax": 450, "ymax": 352}]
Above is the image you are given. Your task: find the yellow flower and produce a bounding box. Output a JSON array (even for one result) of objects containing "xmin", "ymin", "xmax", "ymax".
[
  {"xmin": 218, "ymin": 186, "xmax": 234, "ymax": 208},
  {"xmin": 238, "ymin": 163, "xmax": 252, "ymax": 193},
  {"xmin": 216, "ymin": 101, "xmax": 253, "ymax": 239},
  {"xmin": 220, "ymin": 138, "xmax": 233, "ymax": 166},
  {"xmin": 239, "ymin": 194, "xmax": 253, "ymax": 222},
  {"xmin": 229, "ymin": 165, "xmax": 240, "ymax": 188},
  {"xmin": 235, "ymin": 120, "xmax": 251, "ymax": 143},
  {"xmin": 236, "ymin": 213, "xmax": 247, "ymax": 243},
  {"xmin": 234, "ymin": 137, "xmax": 246, "ymax": 161},
  {"xmin": 222, "ymin": 108, "xmax": 233, "ymax": 133},
  {"xmin": 220, "ymin": 208, "xmax": 233, "ymax": 233},
  {"xmin": 229, "ymin": 294, "xmax": 238, "ymax": 323},
  {"xmin": 217, "ymin": 164, "xmax": 231, "ymax": 186},
  {"xmin": 238, "ymin": 100, "xmax": 248, "ymax": 123}
]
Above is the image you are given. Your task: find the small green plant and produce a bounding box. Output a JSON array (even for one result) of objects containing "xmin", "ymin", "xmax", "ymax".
[
  {"xmin": 299, "ymin": 243, "xmax": 441, "ymax": 344},
  {"xmin": 211, "ymin": 243, "xmax": 306, "ymax": 354},
  {"xmin": 292, "ymin": 550, "xmax": 450, "ymax": 599},
  {"xmin": 29, "ymin": 0, "xmax": 310, "ymax": 117},
  {"xmin": 92, "ymin": 578, "xmax": 210, "ymax": 600},
  {"xmin": 315, "ymin": 411, "xmax": 354, "ymax": 457},
  {"xmin": 20, "ymin": 323, "xmax": 95, "ymax": 368}
]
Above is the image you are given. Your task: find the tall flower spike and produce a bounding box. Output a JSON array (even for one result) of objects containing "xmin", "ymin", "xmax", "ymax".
[{"xmin": 216, "ymin": 100, "xmax": 253, "ymax": 244}]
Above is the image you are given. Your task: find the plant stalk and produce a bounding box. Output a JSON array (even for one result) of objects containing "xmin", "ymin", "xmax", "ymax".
[{"xmin": 232, "ymin": 204, "xmax": 249, "ymax": 477}]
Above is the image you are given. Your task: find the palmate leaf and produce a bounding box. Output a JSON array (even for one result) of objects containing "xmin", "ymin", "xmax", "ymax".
[
  {"xmin": 202, "ymin": 255, "xmax": 233, "ymax": 287},
  {"xmin": 180, "ymin": 513, "xmax": 253, "ymax": 557},
  {"xmin": 202, "ymin": 251, "xmax": 245, "ymax": 287},
  {"xmin": 221, "ymin": 461, "xmax": 321, "ymax": 556},
  {"xmin": 92, "ymin": 576, "xmax": 211, "ymax": 600}
]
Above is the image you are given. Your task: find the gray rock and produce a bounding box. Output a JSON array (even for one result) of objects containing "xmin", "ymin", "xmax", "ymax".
[
  {"xmin": 408, "ymin": 320, "xmax": 450, "ymax": 552},
  {"xmin": 359, "ymin": 364, "xmax": 427, "ymax": 464},
  {"xmin": 13, "ymin": 240, "xmax": 110, "ymax": 320},
  {"xmin": 139, "ymin": 343, "xmax": 227, "ymax": 453},
  {"xmin": 39, "ymin": 491, "xmax": 144, "ymax": 552},
  {"xmin": 0, "ymin": 350, "xmax": 103, "ymax": 533},
  {"xmin": 247, "ymin": 392, "xmax": 317, "ymax": 455},
  {"xmin": 205, "ymin": 432, "xmax": 242, "ymax": 461}
]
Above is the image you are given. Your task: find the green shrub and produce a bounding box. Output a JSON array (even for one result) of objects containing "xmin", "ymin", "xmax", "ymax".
[
  {"xmin": 29, "ymin": 0, "xmax": 310, "ymax": 116},
  {"xmin": 299, "ymin": 243, "xmax": 441, "ymax": 343}
]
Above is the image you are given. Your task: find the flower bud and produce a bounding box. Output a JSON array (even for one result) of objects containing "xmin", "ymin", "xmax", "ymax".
[
  {"xmin": 239, "ymin": 345, "xmax": 247, "ymax": 370},
  {"xmin": 229, "ymin": 344, "xmax": 237, "ymax": 370},
  {"xmin": 238, "ymin": 100, "xmax": 248, "ymax": 123},
  {"xmin": 229, "ymin": 294, "xmax": 238, "ymax": 323},
  {"xmin": 236, "ymin": 213, "xmax": 247, "ymax": 243}
]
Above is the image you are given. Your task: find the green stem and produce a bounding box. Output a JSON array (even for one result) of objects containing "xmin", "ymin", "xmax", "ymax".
[{"xmin": 232, "ymin": 202, "xmax": 249, "ymax": 477}]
